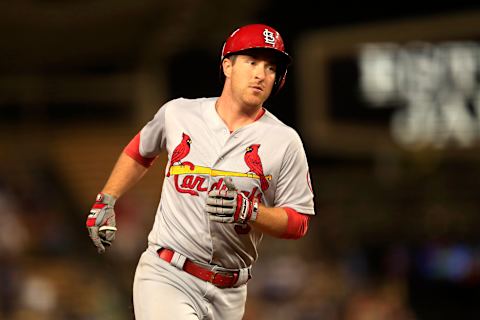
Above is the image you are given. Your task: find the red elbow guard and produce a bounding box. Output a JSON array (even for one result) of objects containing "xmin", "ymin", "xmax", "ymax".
[{"xmin": 280, "ymin": 207, "xmax": 310, "ymax": 239}]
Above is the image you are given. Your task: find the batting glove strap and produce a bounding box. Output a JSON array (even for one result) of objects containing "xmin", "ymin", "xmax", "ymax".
[
  {"xmin": 95, "ymin": 192, "xmax": 117, "ymax": 206},
  {"xmin": 234, "ymin": 194, "xmax": 259, "ymax": 224},
  {"xmin": 251, "ymin": 198, "xmax": 259, "ymax": 222}
]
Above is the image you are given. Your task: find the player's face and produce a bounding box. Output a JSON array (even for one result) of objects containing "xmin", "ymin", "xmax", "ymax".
[{"xmin": 227, "ymin": 51, "xmax": 277, "ymax": 107}]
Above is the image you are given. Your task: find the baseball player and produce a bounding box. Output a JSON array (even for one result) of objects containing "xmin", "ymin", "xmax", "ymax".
[{"xmin": 86, "ymin": 23, "xmax": 315, "ymax": 320}]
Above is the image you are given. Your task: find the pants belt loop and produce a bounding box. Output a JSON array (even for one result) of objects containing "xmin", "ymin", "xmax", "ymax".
[
  {"xmin": 170, "ymin": 251, "xmax": 187, "ymax": 270},
  {"xmin": 234, "ymin": 266, "xmax": 252, "ymax": 287}
]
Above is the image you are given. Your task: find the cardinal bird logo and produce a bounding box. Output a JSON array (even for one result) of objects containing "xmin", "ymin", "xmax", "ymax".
[
  {"xmin": 166, "ymin": 133, "xmax": 192, "ymax": 177},
  {"xmin": 244, "ymin": 144, "xmax": 269, "ymax": 191}
]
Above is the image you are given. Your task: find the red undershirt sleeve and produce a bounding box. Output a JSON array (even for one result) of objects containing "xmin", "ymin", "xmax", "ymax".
[
  {"xmin": 123, "ymin": 132, "xmax": 157, "ymax": 168},
  {"xmin": 280, "ymin": 207, "xmax": 310, "ymax": 239}
]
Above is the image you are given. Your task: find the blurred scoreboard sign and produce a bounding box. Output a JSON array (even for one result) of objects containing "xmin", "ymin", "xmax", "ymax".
[
  {"xmin": 360, "ymin": 41, "xmax": 480, "ymax": 149},
  {"xmin": 296, "ymin": 11, "xmax": 480, "ymax": 155}
]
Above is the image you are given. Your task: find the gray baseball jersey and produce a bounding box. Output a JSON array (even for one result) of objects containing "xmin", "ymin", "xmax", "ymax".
[{"xmin": 136, "ymin": 97, "xmax": 315, "ymax": 269}]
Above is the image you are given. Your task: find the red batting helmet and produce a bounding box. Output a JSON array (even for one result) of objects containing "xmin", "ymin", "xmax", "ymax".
[{"xmin": 220, "ymin": 24, "xmax": 292, "ymax": 95}]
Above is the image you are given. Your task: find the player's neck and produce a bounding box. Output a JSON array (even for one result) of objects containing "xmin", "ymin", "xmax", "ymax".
[{"xmin": 215, "ymin": 96, "xmax": 263, "ymax": 132}]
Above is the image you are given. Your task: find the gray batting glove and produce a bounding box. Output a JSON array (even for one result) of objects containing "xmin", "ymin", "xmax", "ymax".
[
  {"xmin": 86, "ymin": 192, "xmax": 117, "ymax": 253},
  {"xmin": 206, "ymin": 178, "xmax": 259, "ymax": 224}
]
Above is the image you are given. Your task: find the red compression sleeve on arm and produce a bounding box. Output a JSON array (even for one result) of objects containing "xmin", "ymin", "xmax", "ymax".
[
  {"xmin": 123, "ymin": 132, "xmax": 156, "ymax": 168},
  {"xmin": 280, "ymin": 207, "xmax": 310, "ymax": 239}
]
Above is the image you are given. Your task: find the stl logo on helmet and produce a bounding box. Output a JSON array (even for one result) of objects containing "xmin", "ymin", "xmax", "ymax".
[{"xmin": 263, "ymin": 29, "xmax": 275, "ymax": 45}]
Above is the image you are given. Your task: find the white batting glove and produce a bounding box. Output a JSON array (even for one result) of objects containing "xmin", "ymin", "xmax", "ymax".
[
  {"xmin": 206, "ymin": 178, "xmax": 259, "ymax": 224},
  {"xmin": 86, "ymin": 192, "xmax": 117, "ymax": 253}
]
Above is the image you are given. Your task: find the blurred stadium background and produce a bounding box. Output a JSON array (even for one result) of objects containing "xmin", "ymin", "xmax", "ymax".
[{"xmin": 1, "ymin": 1, "xmax": 480, "ymax": 319}]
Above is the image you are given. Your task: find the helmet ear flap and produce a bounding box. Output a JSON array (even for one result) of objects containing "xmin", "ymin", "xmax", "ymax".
[{"xmin": 272, "ymin": 66, "xmax": 287, "ymax": 96}]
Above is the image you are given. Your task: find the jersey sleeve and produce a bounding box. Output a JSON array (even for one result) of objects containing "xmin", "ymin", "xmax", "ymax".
[
  {"xmin": 123, "ymin": 102, "xmax": 169, "ymax": 166},
  {"xmin": 274, "ymin": 131, "xmax": 315, "ymax": 215}
]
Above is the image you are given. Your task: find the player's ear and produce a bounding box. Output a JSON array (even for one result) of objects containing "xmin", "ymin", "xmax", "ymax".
[{"xmin": 222, "ymin": 58, "xmax": 233, "ymax": 78}]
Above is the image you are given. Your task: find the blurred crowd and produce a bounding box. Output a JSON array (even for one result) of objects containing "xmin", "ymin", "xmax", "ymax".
[
  {"xmin": 0, "ymin": 165, "xmax": 127, "ymax": 320},
  {"xmin": 2, "ymin": 160, "xmax": 478, "ymax": 318}
]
